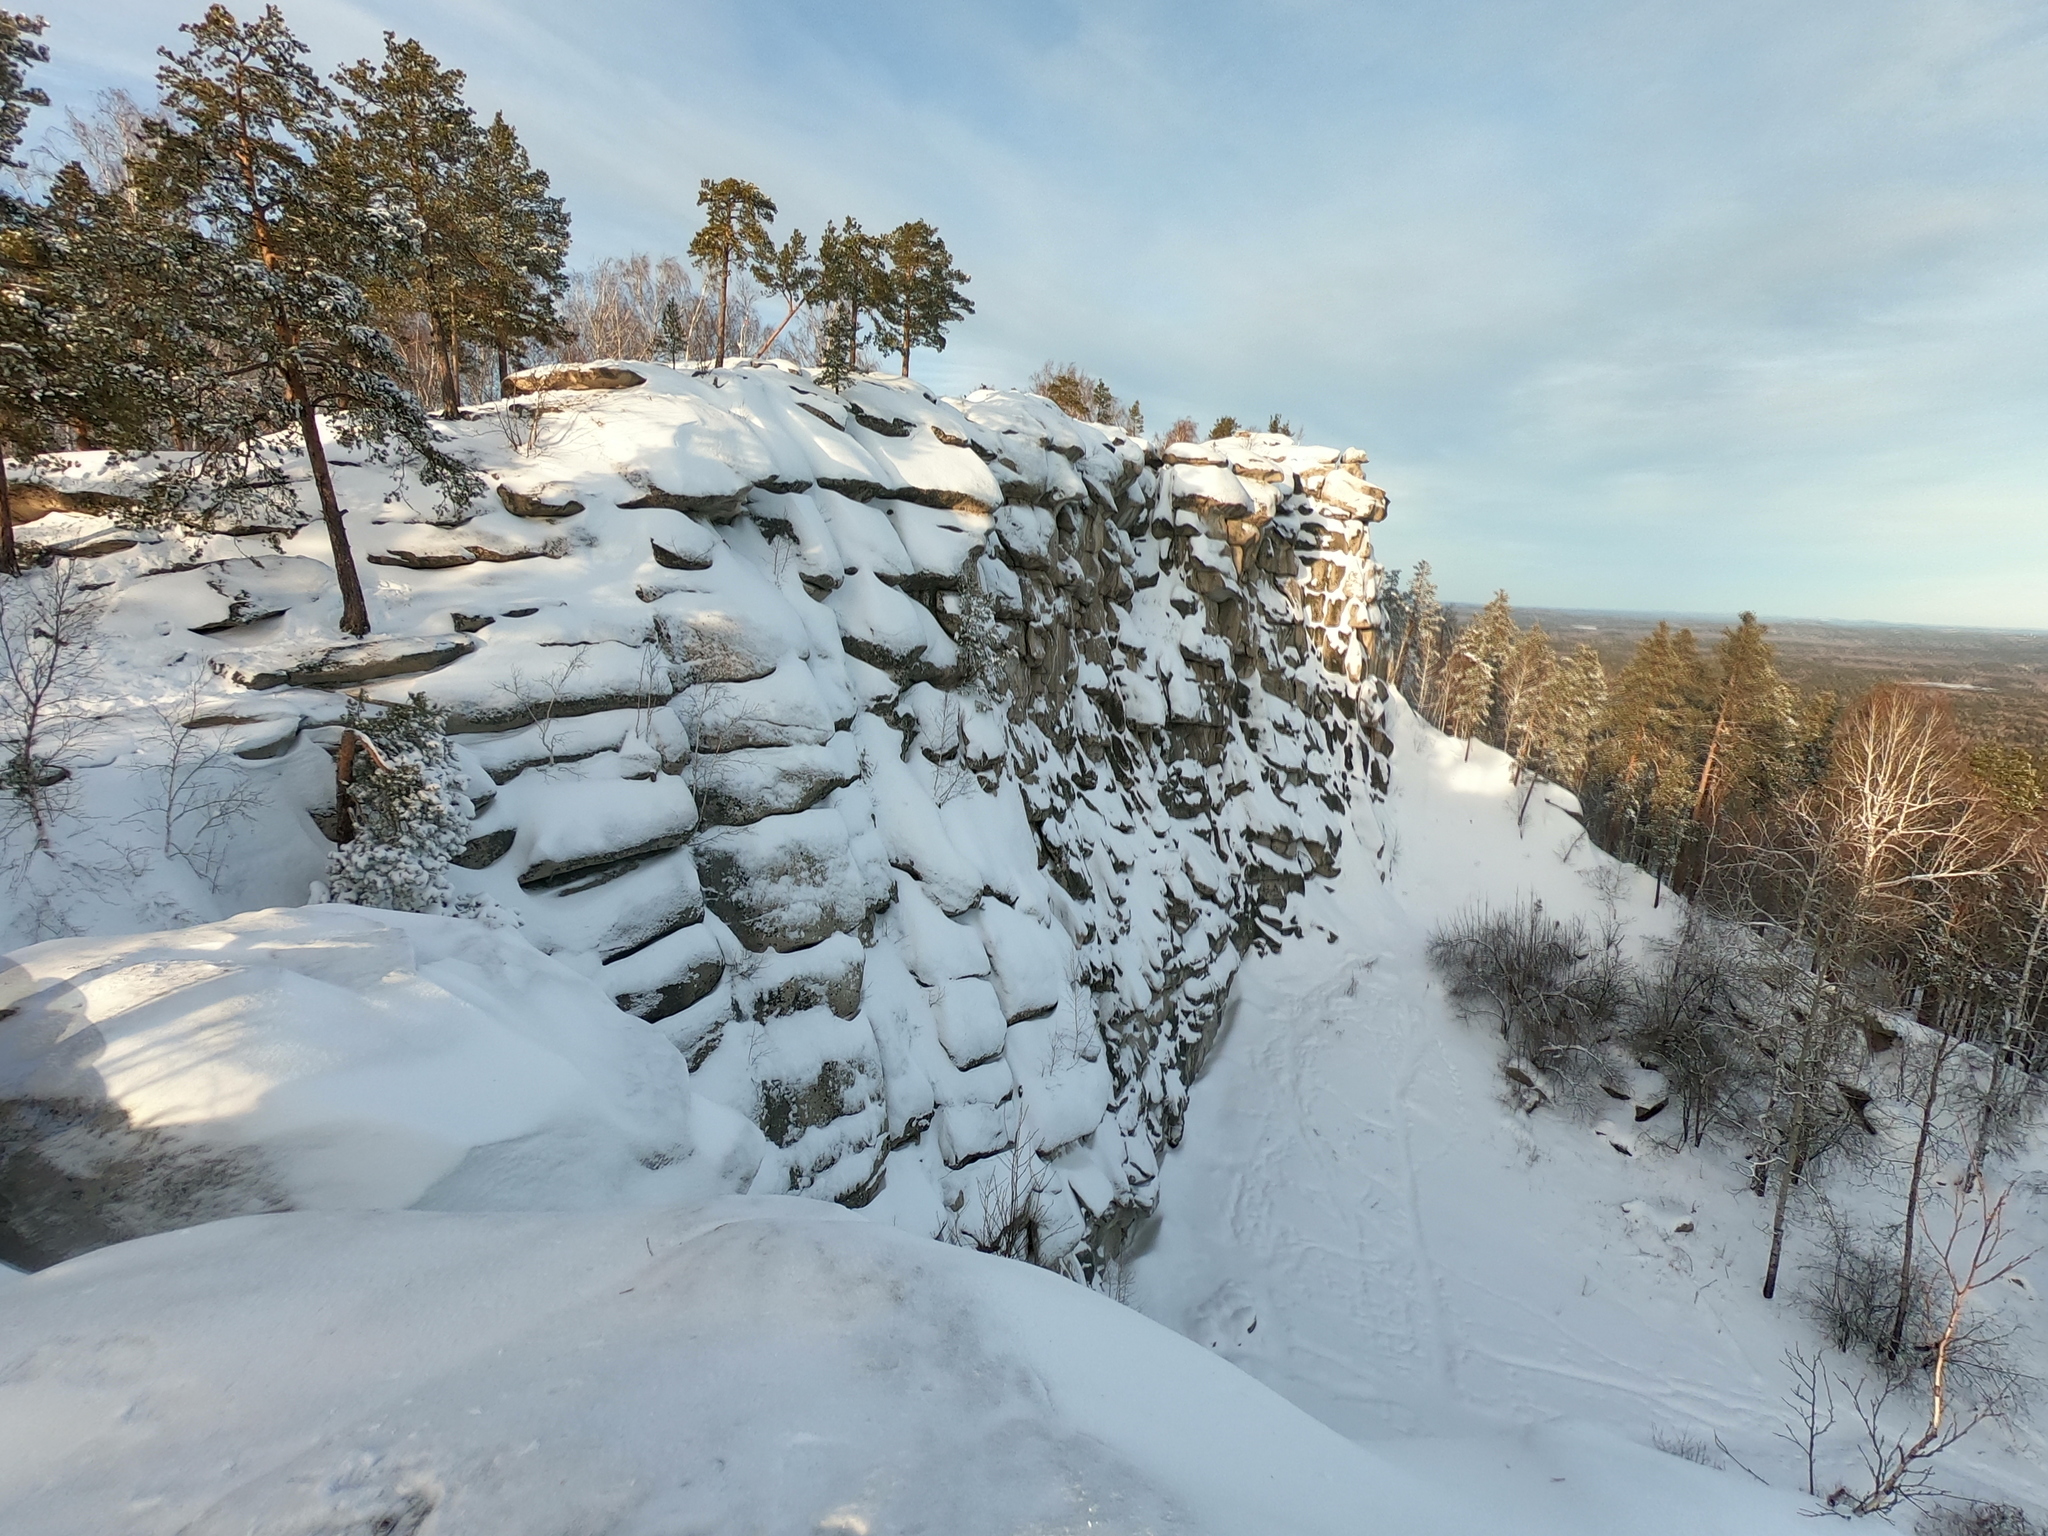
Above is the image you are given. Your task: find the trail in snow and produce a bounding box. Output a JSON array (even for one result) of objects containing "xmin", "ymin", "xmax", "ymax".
[{"xmin": 1131, "ymin": 695, "xmax": 2048, "ymax": 1528}]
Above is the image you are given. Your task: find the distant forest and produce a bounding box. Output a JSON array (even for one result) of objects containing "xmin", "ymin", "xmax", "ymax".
[{"xmin": 1386, "ymin": 568, "xmax": 2047, "ymax": 1072}]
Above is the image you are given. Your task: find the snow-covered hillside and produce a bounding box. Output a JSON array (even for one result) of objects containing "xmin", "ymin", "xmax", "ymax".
[
  {"xmin": 10, "ymin": 365, "xmax": 2044, "ymax": 1531},
  {"xmin": 1135, "ymin": 694, "xmax": 2048, "ymax": 1524},
  {"xmin": 2, "ymin": 361, "xmax": 1385, "ymax": 1257}
]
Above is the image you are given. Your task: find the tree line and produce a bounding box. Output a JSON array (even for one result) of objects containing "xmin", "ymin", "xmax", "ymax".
[
  {"xmin": 536, "ymin": 199, "xmax": 972, "ymax": 388},
  {"xmin": 1026, "ymin": 360, "xmax": 1298, "ymax": 446},
  {"xmin": 0, "ymin": 6, "xmax": 977, "ymax": 617},
  {"xmin": 1403, "ymin": 574, "xmax": 2048, "ymax": 1511},
  {"xmin": 1393, "ymin": 572, "xmax": 2048, "ymax": 1320}
]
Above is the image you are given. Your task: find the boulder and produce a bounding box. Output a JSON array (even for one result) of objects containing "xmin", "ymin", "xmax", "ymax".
[
  {"xmin": 694, "ymin": 807, "xmax": 872, "ymax": 953},
  {"xmin": 496, "ymin": 484, "xmax": 585, "ymax": 519},
  {"xmin": 1, "ymin": 483, "xmax": 144, "ymax": 523},
  {"xmin": 619, "ymin": 484, "xmax": 748, "ymax": 520},
  {"xmin": 735, "ymin": 932, "xmax": 865, "ymax": 1021},
  {"xmin": 929, "ymin": 977, "xmax": 1009, "ymax": 1070},
  {"xmin": 211, "ymin": 635, "xmax": 475, "ymax": 691},
  {"xmin": 502, "ymin": 364, "xmax": 645, "ymax": 394},
  {"xmin": 515, "ymin": 777, "xmax": 699, "ymax": 890},
  {"xmin": 605, "ymin": 922, "xmax": 727, "ymax": 1024},
  {"xmin": 691, "ymin": 737, "xmax": 859, "ymax": 826}
]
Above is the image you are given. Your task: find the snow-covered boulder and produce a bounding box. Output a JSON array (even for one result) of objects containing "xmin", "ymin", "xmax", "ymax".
[{"xmin": 0, "ymin": 906, "xmax": 762, "ymax": 1267}]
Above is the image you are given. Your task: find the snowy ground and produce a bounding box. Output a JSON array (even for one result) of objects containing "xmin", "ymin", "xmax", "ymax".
[
  {"xmin": 6, "ymin": 694, "xmax": 2031, "ymax": 1530},
  {"xmin": 1132, "ymin": 693, "xmax": 2048, "ymax": 1527},
  {"xmin": 0, "ymin": 1197, "xmax": 1567, "ymax": 1536}
]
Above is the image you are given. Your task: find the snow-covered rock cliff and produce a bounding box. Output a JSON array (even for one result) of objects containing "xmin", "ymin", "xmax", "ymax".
[{"xmin": 3, "ymin": 362, "xmax": 1388, "ymax": 1263}]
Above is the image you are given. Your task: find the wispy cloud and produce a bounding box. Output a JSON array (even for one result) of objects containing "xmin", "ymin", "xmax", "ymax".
[{"xmin": 36, "ymin": 0, "xmax": 2048, "ymax": 626}]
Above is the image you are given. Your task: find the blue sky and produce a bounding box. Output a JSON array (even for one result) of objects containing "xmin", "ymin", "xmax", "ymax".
[{"xmin": 33, "ymin": 0, "xmax": 2048, "ymax": 627}]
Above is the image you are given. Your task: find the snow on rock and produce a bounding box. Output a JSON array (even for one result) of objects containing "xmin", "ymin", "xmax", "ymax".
[
  {"xmin": 0, "ymin": 906, "xmax": 761, "ymax": 1269},
  {"xmin": 2, "ymin": 368, "xmax": 1390, "ymax": 1257},
  {"xmin": 0, "ymin": 1199, "xmax": 1506, "ymax": 1536}
]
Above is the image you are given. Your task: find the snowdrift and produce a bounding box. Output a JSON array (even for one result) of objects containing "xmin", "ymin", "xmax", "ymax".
[
  {"xmin": 0, "ymin": 1199, "xmax": 1479, "ymax": 1536},
  {"xmin": 0, "ymin": 904, "xmax": 762, "ymax": 1267}
]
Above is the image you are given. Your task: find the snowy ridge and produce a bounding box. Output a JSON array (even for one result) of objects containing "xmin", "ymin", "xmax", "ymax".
[{"xmin": 6, "ymin": 362, "xmax": 1388, "ymax": 1258}]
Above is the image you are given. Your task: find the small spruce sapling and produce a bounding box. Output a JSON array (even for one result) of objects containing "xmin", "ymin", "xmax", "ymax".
[{"xmin": 322, "ymin": 693, "xmax": 473, "ymax": 914}]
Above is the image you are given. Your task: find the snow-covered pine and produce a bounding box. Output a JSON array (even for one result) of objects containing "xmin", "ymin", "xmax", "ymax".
[{"xmin": 323, "ymin": 693, "xmax": 473, "ymax": 914}]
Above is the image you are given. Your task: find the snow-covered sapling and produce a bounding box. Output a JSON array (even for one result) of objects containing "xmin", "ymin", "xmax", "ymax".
[{"xmin": 322, "ymin": 693, "xmax": 473, "ymax": 914}]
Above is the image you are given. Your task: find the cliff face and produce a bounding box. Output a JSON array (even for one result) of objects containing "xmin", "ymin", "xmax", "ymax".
[{"xmin": 11, "ymin": 363, "xmax": 1387, "ymax": 1263}]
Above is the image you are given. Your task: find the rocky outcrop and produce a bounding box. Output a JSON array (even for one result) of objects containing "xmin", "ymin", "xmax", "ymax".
[{"xmin": 14, "ymin": 364, "xmax": 1389, "ymax": 1269}]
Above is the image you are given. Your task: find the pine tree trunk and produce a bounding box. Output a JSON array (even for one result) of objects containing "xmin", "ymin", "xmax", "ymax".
[
  {"xmin": 286, "ymin": 368, "xmax": 371, "ymax": 638},
  {"xmin": 901, "ymin": 306, "xmax": 912, "ymax": 376},
  {"xmin": 715, "ymin": 253, "xmax": 730, "ymax": 369},
  {"xmin": 0, "ymin": 450, "xmax": 17, "ymax": 579},
  {"xmin": 753, "ymin": 301, "xmax": 801, "ymax": 360},
  {"xmin": 433, "ymin": 311, "xmax": 461, "ymax": 419},
  {"xmin": 1692, "ymin": 700, "xmax": 1732, "ymax": 822},
  {"xmin": 495, "ymin": 335, "xmax": 511, "ymax": 398}
]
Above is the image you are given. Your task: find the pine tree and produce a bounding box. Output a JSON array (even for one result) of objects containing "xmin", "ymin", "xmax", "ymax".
[
  {"xmin": 1496, "ymin": 624, "xmax": 1557, "ymax": 770},
  {"xmin": 1208, "ymin": 415, "xmax": 1242, "ymax": 439},
  {"xmin": 1458, "ymin": 589, "xmax": 1520, "ymax": 739},
  {"xmin": 333, "ymin": 33, "xmax": 486, "ymax": 420},
  {"xmin": 1393, "ymin": 560, "xmax": 1445, "ymax": 711},
  {"xmin": 688, "ymin": 176, "xmax": 775, "ymax": 369},
  {"xmin": 876, "ymin": 219, "xmax": 972, "ymax": 377},
  {"xmin": 136, "ymin": 4, "xmax": 478, "ymax": 636},
  {"xmin": 749, "ymin": 227, "xmax": 818, "ymax": 361},
  {"xmin": 816, "ymin": 215, "xmax": 884, "ymax": 388},
  {"xmin": 35, "ymin": 162, "xmax": 207, "ymax": 453},
  {"xmin": 1970, "ymin": 743, "xmax": 2044, "ymax": 819},
  {"xmin": 0, "ymin": 10, "xmax": 49, "ymax": 574},
  {"xmin": 465, "ymin": 112, "xmax": 568, "ymax": 393},
  {"xmin": 1126, "ymin": 399, "xmax": 1144, "ymax": 436},
  {"xmin": 655, "ymin": 297, "xmax": 688, "ymax": 366},
  {"xmin": 1536, "ymin": 644, "xmax": 1608, "ymax": 786},
  {"xmin": 1693, "ymin": 612, "xmax": 1799, "ymax": 828},
  {"xmin": 1589, "ymin": 622, "xmax": 1715, "ymax": 882},
  {"xmin": 1438, "ymin": 645, "xmax": 1495, "ymax": 753}
]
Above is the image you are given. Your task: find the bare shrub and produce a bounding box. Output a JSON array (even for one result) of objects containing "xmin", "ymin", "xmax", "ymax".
[
  {"xmin": 1650, "ymin": 1425, "xmax": 1722, "ymax": 1467},
  {"xmin": 126, "ymin": 674, "xmax": 266, "ymax": 887},
  {"xmin": 951, "ymin": 1138, "xmax": 1074, "ymax": 1271},
  {"xmin": 1805, "ymin": 1217, "xmax": 1943, "ymax": 1375},
  {"xmin": 1918, "ymin": 1504, "xmax": 2045, "ymax": 1536},
  {"xmin": 0, "ymin": 563, "xmax": 103, "ymax": 851},
  {"xmin": 1625, "ymin": 917, "xmax": 1765, "ymax": 1146},
  {"xmin": 1428, "ymin": 899, "xmax": 1629, "ymax": 1094}
]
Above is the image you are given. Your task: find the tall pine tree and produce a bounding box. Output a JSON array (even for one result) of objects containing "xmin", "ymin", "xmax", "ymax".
[
  {"xmin": 466, "ymin": 112, "xmax": 568, "ymax": 393},
  {"xmin": 688, "ymin": 177, "xmax": 774, "ymax": 368},
  {"xmin": 137, "ymin": 4, "xmax": 476, "ymax": 636},
  {"xmin": 816, "ymin": 215, "xmax": 885, "ymax": 387},
  {"xmin": 333, "ymin": 33, "xmax": 485, "ymax": 420},
  {"xmin": 0, "ymin": 10, "xmax": 49, "ymax": 574},
  {"xmin": 750, "ymin": 226, "xmax": 818, "ymax": 361},
  {"xmin": 877, "ymin": 219, "xmax": 972, "ymax": 376},
  {"xmin": 1693, "ymin": 611, "xmax": 1799, "ymax": 828},
  {"xmin": 1535, "ymin": 643, "xmax": 1608, "ymax": 786},
  {"xmin": 1589, "ymin": 622, "xmax": 1714, "ymax": 886},
  {"xmin": 1392, "ymin": 559, "xmax": 1444, "ymax": 709}
]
